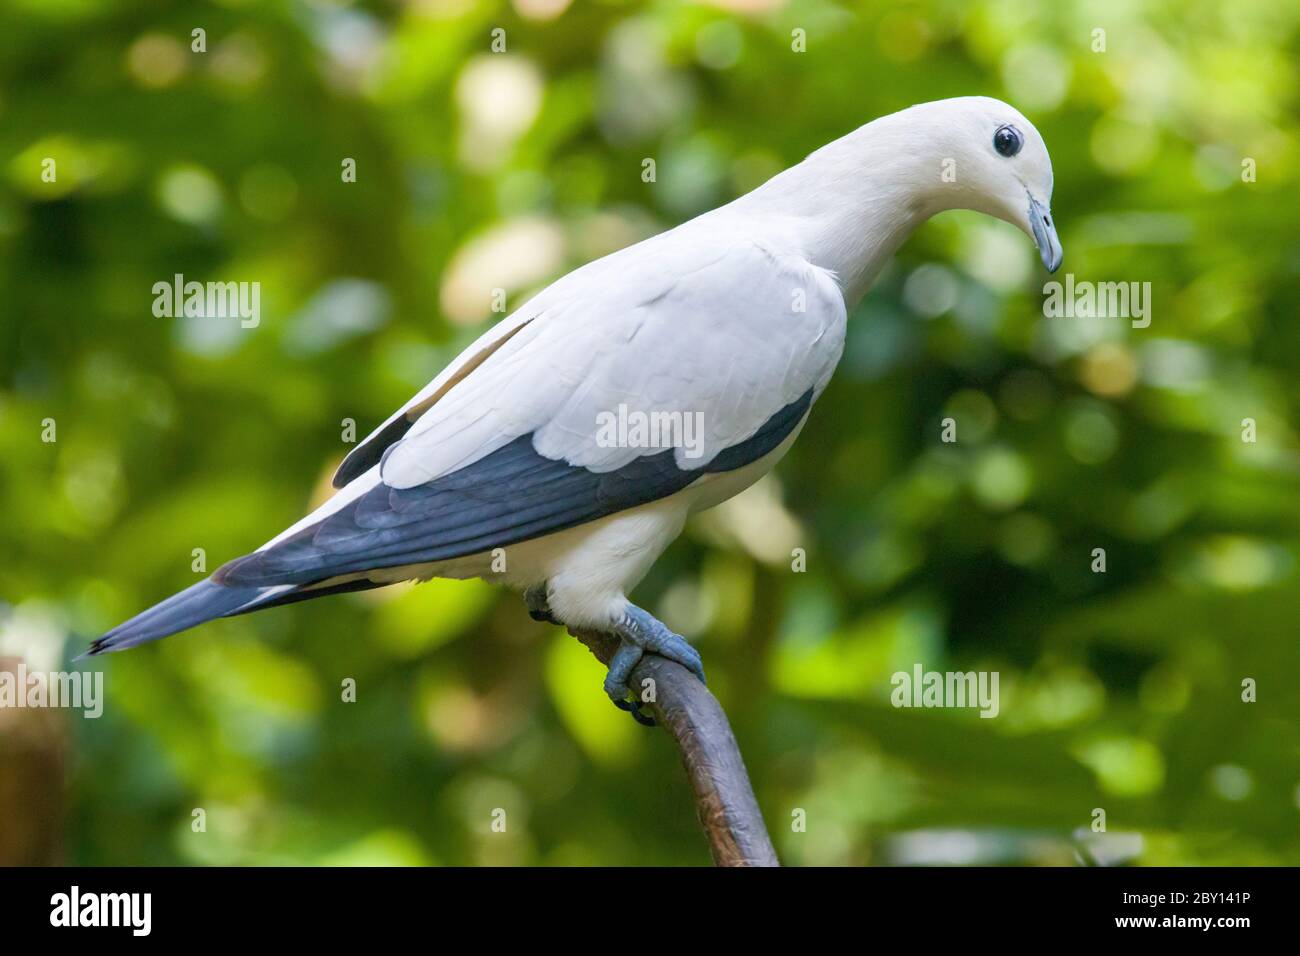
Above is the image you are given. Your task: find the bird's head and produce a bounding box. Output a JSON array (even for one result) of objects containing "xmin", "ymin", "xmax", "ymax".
[
  {"xmin": 740, "ymin": 95, "xmax": 1064, "ymax": 297},
  {"xmin": 925, "ymin": 96, "xmax": 1062, "ymax": 273}
]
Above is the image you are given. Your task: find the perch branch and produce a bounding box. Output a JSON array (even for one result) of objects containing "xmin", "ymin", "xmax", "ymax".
[{"xmin": 567, "ymin": 626, "xmax": 779, "ymax": 867}]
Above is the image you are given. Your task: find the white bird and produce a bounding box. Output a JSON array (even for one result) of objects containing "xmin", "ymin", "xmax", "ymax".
[{"xmin": 85, "ymin": 96, "xmax": 1061, "ymax": 721}]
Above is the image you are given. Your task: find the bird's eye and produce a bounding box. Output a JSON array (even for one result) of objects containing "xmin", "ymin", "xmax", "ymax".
[{"xmin": 993, "ymin": 124, "xmax": 1023, "ymax": 157}]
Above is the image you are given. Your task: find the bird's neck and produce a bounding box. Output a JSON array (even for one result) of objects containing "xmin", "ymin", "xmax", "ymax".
[{"xmin": 733, "ymin": 115, "xmax": 955, "ymax": 309}]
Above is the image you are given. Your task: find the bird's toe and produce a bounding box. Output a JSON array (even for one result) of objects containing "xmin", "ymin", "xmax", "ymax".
[
  {"xmin": 524, "ymin": 583, "xmax": 560, "ymax": 625},
  {"xmin": 612, "ymin": 697, "xmax": 657, "ymax": 727},
  {"xmin": 622, "ymin": 605, "xmax": 707, "ymax": 686}
]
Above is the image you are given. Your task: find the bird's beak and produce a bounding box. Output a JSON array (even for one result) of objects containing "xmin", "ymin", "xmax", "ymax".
[{"xmin": 1027, "ymin": 194, "xmax": 1063, "ymax": 273}]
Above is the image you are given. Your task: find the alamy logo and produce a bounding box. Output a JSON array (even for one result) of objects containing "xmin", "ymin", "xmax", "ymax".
[
  {"xmin": 0, "ymin": 663, "xmax": 103, "ymax": 718},
  {"xmin": 50, "ymin": 886, "xmax": 151, "ymax": 936},
  {"xmin": 152, "ymin": 273, "xmax": 260, "ymax": 328},
  {"xmin": 1042, "ymin": 273, "xmax": 1151, "ymax": 328},
  {"xmin": 595, "ymin": 405, "xmax": 706, "ymax": 459},
  {"xmin": 891, "ymin": 664, "xmax": 1000, "ymax": 718}
]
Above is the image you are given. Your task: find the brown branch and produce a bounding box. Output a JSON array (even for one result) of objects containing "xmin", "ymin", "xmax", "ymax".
[{"xmin": 567, "ymin": 627, "xmax": 779, "ymax": 867}]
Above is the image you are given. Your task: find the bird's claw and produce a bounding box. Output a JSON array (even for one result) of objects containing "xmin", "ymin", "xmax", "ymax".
[
  {"xmin": 599, "ymin": 605, "xmax": 707, "ymax": 727},
  {"xmin": 604, "ymin": 639, "xmax": 647, "ymax": 725},
  {"xmin": 524, "ymin": 584, "xmax": 560, "ymax": 625},
  {"xmin": 622, "ymin": 605, "xmax": 707, "ymax": 686},
  {"xmin": 538, "ymin": 588, "xmax": 704, "ymax": 728},
  {"xmin": 612, "ymin": 696, "xmax": 657, "ymax": 727}
]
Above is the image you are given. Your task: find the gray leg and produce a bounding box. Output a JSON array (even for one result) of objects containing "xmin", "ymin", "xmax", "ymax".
[
  {"xmin": 603, "ymin": 603, "xmax": 707, "ymax": 712},
  {"xmin": 620, "ymin": 604, "xmax": 706, "ymax": 685},
  {"xmin": 526, "ymin": 589, "xmax": 706, "ymax": 727}
]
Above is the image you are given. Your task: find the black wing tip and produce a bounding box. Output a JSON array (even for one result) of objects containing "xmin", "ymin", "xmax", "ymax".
[
  {"xmin": 332, "ymin": 453, "xmax": 370, "ymax": 488},
  {"xmin": 334, "ymin": 414, "xmax": 421, "ymax": 488}
]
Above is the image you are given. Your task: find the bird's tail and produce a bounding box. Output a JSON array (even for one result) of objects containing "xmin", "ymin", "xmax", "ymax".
[
  {"xmin": 76, "ymin": 578, "xmax": 278, "ymax": 659},
  {"xmin": 78, "ymin": 571, "xmax": 392, "ymax": 659}
]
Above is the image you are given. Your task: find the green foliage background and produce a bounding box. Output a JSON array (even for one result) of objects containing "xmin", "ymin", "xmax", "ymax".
[{"xmin": 1, "ymin": 0, "xmax": 1298, "ymax": 865}]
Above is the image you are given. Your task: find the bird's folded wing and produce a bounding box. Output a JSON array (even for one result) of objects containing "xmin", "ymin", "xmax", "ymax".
[
  {"xmin": 330, "ymin": 307, "xmax": 539, "ymax": 489},
  {"xmin": 218, "ymin": 236, "xmax": 846, "ymax": 587}
]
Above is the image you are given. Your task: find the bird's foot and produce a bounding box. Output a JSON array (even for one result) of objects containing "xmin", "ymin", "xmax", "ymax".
[
  {"xmin": 524, "ymin": 583, "xmax": 559, "ymax": 625},
  {"xmin": 602, "ymin": 604, "xmax": 707, "ymax": 727}
]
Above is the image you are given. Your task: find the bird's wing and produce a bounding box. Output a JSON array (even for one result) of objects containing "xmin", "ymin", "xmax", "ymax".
[
  {"xmin": 330, "ymin": 307, "xmax": 540, "ymax": 489},
  {"xmin": 218, "ymin": 233, "xmax": 846, "ymax": 587}
]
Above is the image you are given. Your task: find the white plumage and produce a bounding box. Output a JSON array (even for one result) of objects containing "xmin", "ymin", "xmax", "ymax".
[{"xmin": 380, "ymin": 235, "xmax": 844, "ymax": 483}]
